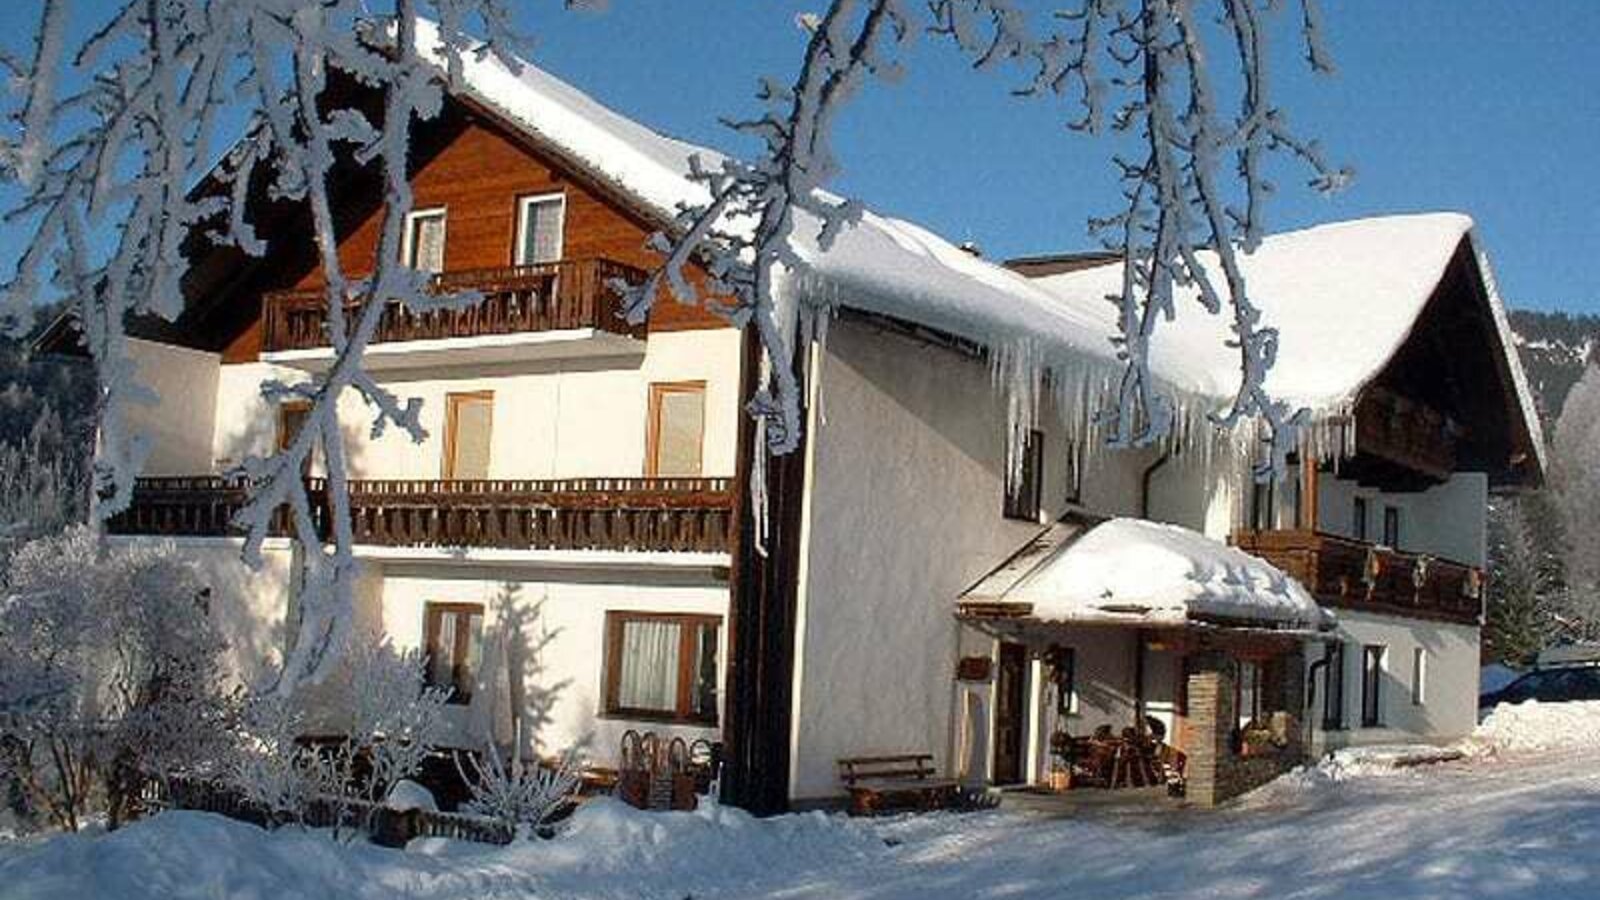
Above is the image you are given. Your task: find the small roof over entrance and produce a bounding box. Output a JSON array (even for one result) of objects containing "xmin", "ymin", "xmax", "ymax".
[{"xmin": 959, "ymin": 515, "xmax": 1328, "ymax": 633}]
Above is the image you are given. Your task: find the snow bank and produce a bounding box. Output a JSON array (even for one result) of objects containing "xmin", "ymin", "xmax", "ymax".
[
  {"xmin": 996, "ymin": 518, "xmax": 1324, "ymax": 629},
  {"xmin": 0, "ymin": 801, "xmax": 884, "ymax": 900},
  {"xmin": 1467, "ymin": 700, "xmax": 1600, "ymax": 756}
]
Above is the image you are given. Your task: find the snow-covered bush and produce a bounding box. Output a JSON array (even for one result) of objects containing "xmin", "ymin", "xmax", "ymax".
[
  {"xmin": 225, "ymin": 633, "xmax": 450, "ymax": 836},
  {"xmin": 457, "ymin": 737, "xmax": 581, "ymax": 835},
  {"xmin": 0, "ymin": 527, "xmax": 231, "ymax": 831}
]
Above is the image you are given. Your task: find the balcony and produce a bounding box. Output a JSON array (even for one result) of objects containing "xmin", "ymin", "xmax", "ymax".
[
  {"xmin": 1232, "ymin": 529, "xmax": 1483, "ymax": 625},
  {"xmin": 260, "ymin": 258, "xmax": 649, "ymax": 369},
  {"xmin": 108, "ymin": 476, "xmax": 734, "ymax": 555}
]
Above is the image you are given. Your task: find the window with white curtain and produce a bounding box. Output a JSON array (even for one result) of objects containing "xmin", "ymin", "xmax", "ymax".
[
  {"xmin": 515, "ymin": 194, "xmax": 566, "ymax": 265},
  {"xmin": 403, "ymin": 207, "xmax": 447, "ymax": 273},
  {"xmin": 604, "ymin": 612, "xmax": 719, "ymax": 724}
]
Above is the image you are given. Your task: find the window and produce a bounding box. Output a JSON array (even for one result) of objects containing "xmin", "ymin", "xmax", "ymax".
[
  {"xmin": 1383, "ymin": 506, "xmax": 1401, "ymax": 549},
  {"xmin": 1048, "ymin": 645, "xmax": 1077, "ymax": 716},
  {"xmin": 403, "ymin": 208, "xmax": 447, "ymax": 273},
  {"xmin": 1353, "ymin": 497, "xmax": 1369, "ymax": 541},
  {"xmin": 603, "ymin": 613, "xmax": 720, "ymax": 724},
  {"xmin": 277, "ymin": 400, "xmax": 313, "ymax": 475},
  {"xmin": 1361, "ymin": 644, "xmax": 1386, "ymax": 727},
  {"xmin": 1003, "ymin": 429, "xmax": 1044, "ymax": 521},
  {"xmin": 515, "ymin": 194, "xmax": 566, "ymax": 265},
  {"xmin": 1322, "ymin": 642, "xmax": 1346, "ymax": 731},
  {"xmin": 1411, "ymin": 647, "xmax": 1428, "ymax": 706},
  {"xmin": 424, "ymin": 603, "xmax": 485, "ymax": 704},
  {"xmin": 646, "ymin": 382, "xmax": 706, "ymax": 477},
  {"xmin": 1236, "ymin": 659, "xmax": 1264, "ymax": 728},
  {"xmin": 1250, "ymin": 478, "xmax": 1276, "ymax": 531},
  {"xmin": 443, "ymin": 392, "xmax": 494, "ymax": 480}
]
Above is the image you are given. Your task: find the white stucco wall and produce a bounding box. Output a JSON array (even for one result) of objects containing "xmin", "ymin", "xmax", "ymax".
[
  {"xmin": 1307, "ymin": 610, "xmax": 1481, "ymax": 752},
  {"xmin": 368, "ymin": 559, "xmax": 728, "ymax": 762},
  {"xmin": 789, "ymin": 319, "xmax": 1158, "ymax": 802},
  {"xmin": 125, "ymin": 338, "xmax": 221, "ymax": 476},
  {"xmin": 205, "ymin": 329, "xmax": 741, "ymax": 481},
  {"xmin": 1316, "ymin": 472, "xmax": 1488, "ymax": 566}
]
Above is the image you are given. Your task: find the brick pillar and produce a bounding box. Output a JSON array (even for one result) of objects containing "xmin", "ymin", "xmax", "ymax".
[{"xmin": 1183, "ymin": 653, "xmax": 1235, "ymax": 809}]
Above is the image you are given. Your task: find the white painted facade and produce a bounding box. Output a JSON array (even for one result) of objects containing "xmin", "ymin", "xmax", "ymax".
[
  {"xmin": 1309, "ymin": 609, "xmax": 1481, "ymax": 751},
  {"xmin": 123, "ymin": 326, "xmax": 742, "ymax": 768}
]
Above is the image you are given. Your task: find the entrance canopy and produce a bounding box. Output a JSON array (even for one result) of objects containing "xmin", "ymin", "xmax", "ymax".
[{"xmin": 959, "ymin": 515, "xmax": 1330, "ymax": 634}]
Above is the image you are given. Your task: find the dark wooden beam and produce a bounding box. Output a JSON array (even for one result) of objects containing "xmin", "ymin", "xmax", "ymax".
[{"xmin": 720, "ymin": 327, "xmax": 808, "ymax": 815}]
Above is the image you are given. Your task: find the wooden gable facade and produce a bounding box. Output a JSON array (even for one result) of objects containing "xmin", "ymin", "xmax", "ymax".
[{"xmin": 139, "ymin": 80, "xmax": 728, "ymax": 365}]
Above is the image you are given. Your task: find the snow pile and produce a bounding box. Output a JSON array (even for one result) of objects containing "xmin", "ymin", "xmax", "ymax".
[
  {"xmin": 384, "ymin": 780, "xmax": 437, "ymax": 813},
  {"xmin": 0, "ymin": 801, "xmax": 885, "ymax": 900},
  {"xmin": 1467, "ymin": 699, "xmax": 1600, "ymax": 756},
  {"xmin": 999, "ymin": 518, "xmax": 1324, "ymax": 629}
]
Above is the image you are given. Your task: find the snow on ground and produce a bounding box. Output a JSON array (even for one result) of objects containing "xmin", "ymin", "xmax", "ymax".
[
  {"xmin": 1468, "ymin": 700, "xmax": 1600, "ymax": 755},
  {"xmin": 5, "ymin": 742, "xmax": 1598, "ymax": 900}
]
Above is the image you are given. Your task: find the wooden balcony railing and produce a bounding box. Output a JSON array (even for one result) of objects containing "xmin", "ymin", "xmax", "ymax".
[
  {"xmin": 260, "ymin": 258, "xmax": 648, "ymax": 353},
  {"xmin": 1232, "ymin": 529, "xmax": 1484, "ymax": 625},
  {"xmin": 107, "ymin": 476, "xmax": 734, "ymax": 555},
  {"xmin": 106, "ymin": 476, "xmax": 303, "ymax": 539}
]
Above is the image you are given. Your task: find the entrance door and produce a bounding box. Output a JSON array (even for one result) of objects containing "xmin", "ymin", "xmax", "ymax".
[{"xmin": 993, "ymin": 642, "xmax": 1028, "ymax": 785}]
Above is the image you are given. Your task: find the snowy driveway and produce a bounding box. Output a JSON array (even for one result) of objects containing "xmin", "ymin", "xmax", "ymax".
[{"xmin": 3, "ymin": 748, "xmax": 1598, "ymax": 900}]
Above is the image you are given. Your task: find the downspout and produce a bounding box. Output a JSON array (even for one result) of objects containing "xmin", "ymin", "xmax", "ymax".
[{"xmin": 1139, "ymin": 452, "xmax": 1172, "ymax": 520}]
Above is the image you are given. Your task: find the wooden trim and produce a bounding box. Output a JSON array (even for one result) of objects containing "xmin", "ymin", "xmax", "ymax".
[
  {"xmin": 601, "ymin": 611, "xmax": 720, "ymax": 726},
  {"xmin": 722, "ymin": 326, "xmax": 808, "ymax": 815},
  {"xmin": 1299, "ymin": 457, "xmax": 1319, "ymax": 531},
  {"xmin": 441, "ymin": 391, "xmax": 494, "ymax": 480},
  {"xmin": 644, "ymin": 381, "xmax": 707, "ymax": 477},
  {"xmin": 423, "ymin": 601, "xmax": 484, "ymax": 705},
  {"xmin": 276, "ymin": 400, "xmax": 312, "ymax": 452}
]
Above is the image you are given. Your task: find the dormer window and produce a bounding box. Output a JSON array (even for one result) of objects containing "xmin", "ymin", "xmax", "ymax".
[
  {"xmin": 403, "ymin": 207, "xmax": 447, "ymax": 273},
  {"xmin": 515, "ymin": 193, "xmax": 566, "ymax": 265}
]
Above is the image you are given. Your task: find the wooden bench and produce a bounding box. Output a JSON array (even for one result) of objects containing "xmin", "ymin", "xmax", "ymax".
[{"xmin": 837, "ymin": 754, "xmax": 960, "ymax": 816}]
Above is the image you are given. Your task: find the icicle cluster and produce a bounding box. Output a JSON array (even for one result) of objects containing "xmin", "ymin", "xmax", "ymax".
[
  {"xmin": 630, "ymin": 0, "xmax": 1348, "ymax": 492},
  {"xmin": 1, "ymin": 0, "xmax": 526, "ymax": 691}
]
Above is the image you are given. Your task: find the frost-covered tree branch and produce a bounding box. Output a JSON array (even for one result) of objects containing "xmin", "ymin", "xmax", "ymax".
[
  {"xmin": 1, "ymin": 0, "xmax": 528, "ymax": 691},
  {"xmin": 629, "ymin": 0, "xmax": 1347, "ymax": 482}
]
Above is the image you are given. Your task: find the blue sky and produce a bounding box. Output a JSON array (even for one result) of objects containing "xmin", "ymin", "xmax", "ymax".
[{"xmin": 4, "ymin": 1, "xmax": 1597, "ymax": 314}]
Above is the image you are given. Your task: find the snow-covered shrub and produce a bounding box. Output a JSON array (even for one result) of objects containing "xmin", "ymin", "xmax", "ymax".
[
  {"xmin": 225, "ymin": 692, "xmax": 331, "ymax": 825},
  {"xmin": 225, "ymin": 633, "xmax": 451, "ymax": 837},
  {"xmin": 457, "ymin": 737, "xmax": 582, "ymax": 835},
  {"xmin": 0, "ymin": 527, "xmax": 231, "ymax": 831}
]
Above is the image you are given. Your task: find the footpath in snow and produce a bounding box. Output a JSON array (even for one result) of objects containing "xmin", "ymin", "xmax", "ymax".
[{"xmin": 3, "ymin": 703, "xmax": 1599, "ymax": 900}]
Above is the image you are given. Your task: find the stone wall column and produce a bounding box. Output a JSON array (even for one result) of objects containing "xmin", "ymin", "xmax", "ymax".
[{"xmin": 1183, "ymin": 652, "xmax": 1235, "ymax": 809}]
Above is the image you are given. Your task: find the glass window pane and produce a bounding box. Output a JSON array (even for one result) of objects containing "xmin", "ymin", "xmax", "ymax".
[
  {"xmin": 429, "ymin": 612, "xmax": 457, "ymax": 688},
  {"xmin": 692, "ymin": 623, "xmax": 719, "ymax": 719},
  {"xmin": 618, "ymin": 619, "xmax": 681, "ymax": 712},
  {"xmin": 448, "ymin": 395, "xmax": 493, "ymax": 479},
  {"xmin": 519, "ymin": 197, "xmax": 565, "ymax": 264},
  {"xmin": 408, "ymin": 211, "xmax": 446, "ymax": 273},
  {"xmin": 652, "ymin": 387, "xmax": 704, "ymax": 476}
]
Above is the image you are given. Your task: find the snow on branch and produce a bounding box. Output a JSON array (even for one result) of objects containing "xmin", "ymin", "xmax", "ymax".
[
  {"xmin": 629, "ymin": 0, "xmax": 1347, "ymax": 484},
  {"xmin": 1, "ymin": 0, "xmax": 530, "ymax": 691}
]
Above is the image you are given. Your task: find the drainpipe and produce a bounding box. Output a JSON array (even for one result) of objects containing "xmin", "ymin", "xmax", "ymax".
[{"xmin": 1139, "ymin": 452, "xmax": 1172, "ymax": 520}]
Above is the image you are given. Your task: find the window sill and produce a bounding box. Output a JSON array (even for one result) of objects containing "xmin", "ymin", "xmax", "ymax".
[{"xmin": 600, "ymin": 709, "xmax": 718, "ymax": 729}]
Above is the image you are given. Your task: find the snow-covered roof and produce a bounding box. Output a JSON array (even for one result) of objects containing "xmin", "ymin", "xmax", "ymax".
[
  {"xmin": 960, "ymin": 516, "xmax": 1327, "ymax": 631},
  {"xmin": 1028, "ymin": 216, "xmax": 1542, "ymax": 437},
  {"xmin": 413, "ymin": 22, "xmax": 1541, "ymax": 468},
  {"xmin": 411, "ymin": 18, "xmax": 1125, "ymax": 370}
]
